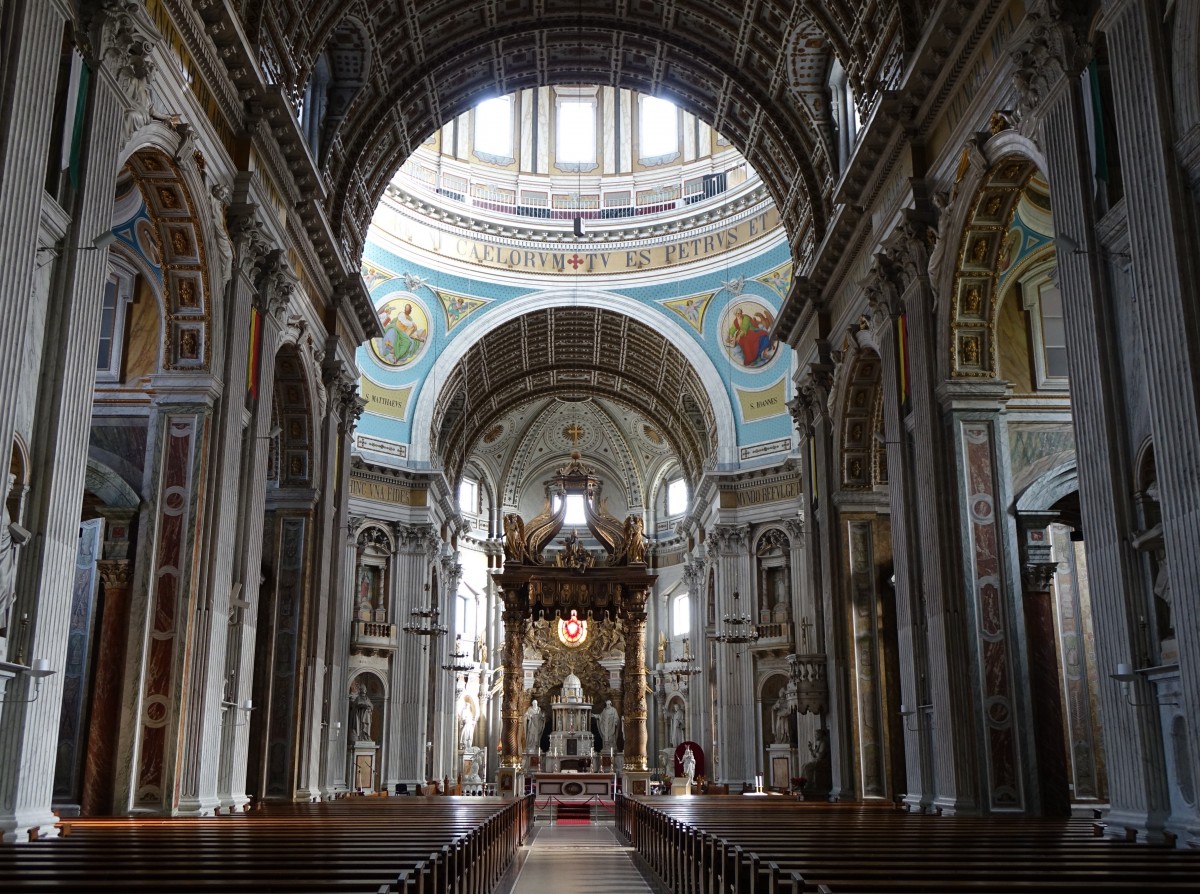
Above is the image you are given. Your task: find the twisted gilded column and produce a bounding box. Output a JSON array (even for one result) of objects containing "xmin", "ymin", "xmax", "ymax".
[
  {"xmin": 501, "ymin": 603, "xmax": 525, "ymax": 767},
  {"xmin": 621, "ymin": 591, "xmax": 650, "ymax": 771}
]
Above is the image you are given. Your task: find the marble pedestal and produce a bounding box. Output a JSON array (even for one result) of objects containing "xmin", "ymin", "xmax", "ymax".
[
  {"xmin": 622, "ymin": 769, "xmax": 653, "ymax": 796},
  {"xmin": 768, "ymin": 744, "xmax": 794, "ymax": 791},
  {"xmin": 352, "ymin": 741, "xmax": 377, "ymax": 792},
  {"xmin": 497, "ymin": 766, "xmax": 524, "ymax": 799}
]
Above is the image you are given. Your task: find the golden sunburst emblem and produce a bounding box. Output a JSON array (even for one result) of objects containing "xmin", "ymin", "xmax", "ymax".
[{"xmin": 558, "ymin": 609, "xmax": 588, "ymax": 648}]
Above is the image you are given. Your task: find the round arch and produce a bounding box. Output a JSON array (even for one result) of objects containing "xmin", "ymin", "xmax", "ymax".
[
  {"xmin": 119, "ymin": 145, "xmax": 219, "ymax": 373},
  {"xmin": 407, "ymin": 289, "xmax": 739, "ymax": 469},
  {"xmin": 936, "ymin": 130, "xmax": 1049, "ymax": 384}
]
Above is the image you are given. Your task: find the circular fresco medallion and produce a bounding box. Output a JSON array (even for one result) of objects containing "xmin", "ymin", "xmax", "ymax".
[
  {"xmin": 720, "ymin": 298, "xmax": 780, "ymax": 369},
  {"xmin": 370, "ymin": 296, "xmax": 430, "ymax": 368}
]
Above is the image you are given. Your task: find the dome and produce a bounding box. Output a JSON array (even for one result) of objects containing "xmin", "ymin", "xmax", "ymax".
[{"xmin": 560, "ymin": 673, "xmax": 584, "ymax": 701}]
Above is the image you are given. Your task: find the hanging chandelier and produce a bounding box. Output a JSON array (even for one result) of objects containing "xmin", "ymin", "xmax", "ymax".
[
  {"xmin": 441, "ymin": 635, "xmax": 473, "ymax": 673},
  {"xmin": 716, "ymin": 591, "xmax": 759, "ymax": 644},
  {"xmin": 403, "ymin": 584, "xmax": 447, "ymax": 638},
  {"xmin": 666, "ymin": 636, "xmax": 702, "ymax": 685}
]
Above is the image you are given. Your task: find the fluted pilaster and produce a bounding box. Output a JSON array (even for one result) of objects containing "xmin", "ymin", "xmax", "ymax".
[
  {"xmin": 1025, "ymin": 7, "xmax": 1170, "ymax": 838},
  {"xmin": 0, "ymin": 31, "xmax": 127, "ymax": 838},
  {"xmin": 1103, "ymin": 0, "xmax": 1200, "ymax": 840}
]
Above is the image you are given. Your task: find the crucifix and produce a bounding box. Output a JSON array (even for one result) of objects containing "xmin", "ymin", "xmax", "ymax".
[{"xmin": 800, "ymin": 615, "xmax": 814, "ymax": 650}]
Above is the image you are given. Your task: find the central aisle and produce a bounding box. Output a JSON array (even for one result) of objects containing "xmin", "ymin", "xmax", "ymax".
[{"xmin": 505, "ymin": 821, "xmax": 657, "ymax": 894}]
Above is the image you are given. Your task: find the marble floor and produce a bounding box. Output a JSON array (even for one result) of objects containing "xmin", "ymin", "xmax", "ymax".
[{"xmin": 498, "ymin": 821, "xmax": 662, "ymax": 894}]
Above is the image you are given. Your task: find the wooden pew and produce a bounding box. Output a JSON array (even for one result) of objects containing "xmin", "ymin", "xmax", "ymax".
[
  {"xmin": 617, "ymin": 795, "xmax": 1200, "ymax": 894},
  {"xmin": 0, "ymin": 795, "xmax": 533, "ymax": 894}
]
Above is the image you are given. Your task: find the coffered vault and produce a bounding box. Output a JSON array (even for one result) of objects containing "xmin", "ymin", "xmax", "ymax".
[
  {"xmin": 218, "ymin": 1, "xmax": 930, "ymax": 269},
  {"xmin": 431, "ymin": 306, "xmax": 719, "ymax": 489}
]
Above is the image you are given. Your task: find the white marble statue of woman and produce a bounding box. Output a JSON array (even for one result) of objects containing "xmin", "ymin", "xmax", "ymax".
[
  {"xmin": 681, "ymin": 744, "xmax": 696, "ymax": 787},
  {"xmin": 458, "ymin": 692, "xmax": 479, "ymax": 751},
  {"xmin": 523, "ymin": 699, "xmax": 545, "ymax": 752},
  {"xmin": 593, "ymin": 699, "xmax": 619, "ymax": 751}
]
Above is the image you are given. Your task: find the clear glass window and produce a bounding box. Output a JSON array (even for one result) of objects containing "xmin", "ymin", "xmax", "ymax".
[
  {"xmin": 459, "ymin": 478, "xmax": 478, "ymax": 514},
  {"xmin": 673, "ymin": 593, "xmax": 690, "ymax": 636},
  {"xmin": 639, "ymin": 96, "xmax": 678, "ymax": 160},
  {"xmin": 667, "ymin": 478, "xmax": 688, "ymax": 517},
  {"xmin": 474, "ymin": 96, "xmax": 512, "ymax": 159},
  {"xmin": 557, "ymin": 100, "xmax": 596, "ymax": 164}
]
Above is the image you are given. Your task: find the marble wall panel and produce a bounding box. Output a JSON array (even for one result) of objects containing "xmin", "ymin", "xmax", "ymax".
[
  {"xmin": 51, "ymin": 519, "xmax": 103, "ymax": 805},
  {"xmin": 135, "ymin": 416, "xmax": 200, "ymax": 806},
  {"xmin": 962, "ymin": 422, "xmax": 1023, "ymax": 810}
]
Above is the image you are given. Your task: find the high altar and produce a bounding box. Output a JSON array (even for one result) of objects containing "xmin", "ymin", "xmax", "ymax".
[{"xmin": 492, "ymin": 453, "xmax": 656, "ymax": 797}]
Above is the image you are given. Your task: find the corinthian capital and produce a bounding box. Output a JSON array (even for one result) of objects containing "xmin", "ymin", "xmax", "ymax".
[
  {"xmin": 90, "ymin": 0, "xmax": 161, "ymax": 146},
  {"xmin": 256, "ymin": 249, "xmax": 296, "ymax": 318},
  {"xmin": 710, "ymin": 524, "xmax": 751, "ymax": 556},
  {"xmin": 393, "ymin": 522, "xmax": 436, "ymax": 553},
  {"xmin": 1010, "ymin": 0, "xmax": 1092, "ymax": 127}
]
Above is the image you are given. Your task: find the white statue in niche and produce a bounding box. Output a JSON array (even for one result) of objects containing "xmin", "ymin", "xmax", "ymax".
[
  {"xmin": 351, "ymin": 683, "xmax": 373, "ymax": 742},
  {"xmin": 668, "ymin": 702, "xmax": 685, "ymax": 748},
  {"xmin": 458, "ymin": 692, "xmax": 480, "ymax": 751},
  {"xmin": 523, "ymin": 699, "xmax": 545, "ymax": 752},
  {"xmin": 593, "ymin": 699, "xmax": 620, "ymax": 751}
]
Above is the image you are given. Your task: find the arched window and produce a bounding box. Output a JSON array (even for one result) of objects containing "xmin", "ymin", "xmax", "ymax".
[
  {"xmin": 827, "ymin": 59, "xmax": 861, "ymax": 174},
  {"xmin": 667, "ymin": 478, "xmax": 688, "ymax": 517},
  {"xmin": 1020, "ymin": 267, "xmax": 1068, "ymax": 389},
  {"xmin": 459, "ymin": 477, "xmax": 479, "ymax": 514},
  {"xmin": 672, "ymin": 592, "xmax": 691, "ymax": 637}
]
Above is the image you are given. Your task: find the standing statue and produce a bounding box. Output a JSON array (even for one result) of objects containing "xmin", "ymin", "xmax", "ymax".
[
  {"xmin": 458, "ymin": 692, "xmax": 479, "ymax": 750},
  {"xmin": 351, "ymin": 684, "xmax": 373, "ymax": 742},
  {"xmin": 771, "ymin": 692, "xmax": 791, "ymax": 745},
  {"xmin": 0, "ymin": 473, "xmax": 25, "ymax": 625},
  {"xmin": 593, "ymin": 699, "xmax": 620, "ymax": 751},
  {"xmin": 681, "ymin": 744, "xmax": 697, "ymax": 787},
  {"xmin": 624, "ymin": 515, "xmax": 646, "ymax": 564},
  {"xmin": 668, "ymin": 702, "xmax": 685, "ymax": 748},
  {"xmin": 523, "ymin": 699, "xmax": 545, "ymax": 752}
]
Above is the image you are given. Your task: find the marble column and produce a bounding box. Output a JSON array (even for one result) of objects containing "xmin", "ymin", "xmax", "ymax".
[
  {"xmin": 680, "ymin": 555, "xmax": 707, "ymax": 758},
  {"xmin": 388, "ymin": 523, "xmax": 437, "ymax": 787},
  {"xmin": 318, "ymin": 376, "xmax": 360, "ymax": 798},
  {"xmin": 216, "ymin": 226, "xmax": 289, "ymax": 811},
  {"xmin": 0, "ymin": 13, "xmax": 129, "ymax": 837},
  {"xmin": 1102, "ymin": 0, "xmax": 1200, "ymax": 840},
  {"xmin": 862, "ymin": 265, "xmax": 934, "ymax": 810},
  {"xmin": 0, "ymin": 0, "xmax": 65, "ymax": 519},
  {"xmin": 711, "ymin": 524, "xmax": 755, "ymax": 784},
  {"xmin": 790, "ymin": 377, "xmax": 856, "ymax": 800},
  {"xmin": 80, "ymin": 559, "xmax": 133, "ymax": 816},
  {"xmin": 1021, "ymin": 560, "xmax": 1071, "ymax": 816},
  {"xmin": 882, "ymin": 222, "xmax": 981, "ymax": 813},
  {"xmin": 621, "ymin": 594, "xmax": 650, "ymax": 771},
  {"xmin": 174, "ymin": 184, "xmax": 252, "ymax": 818},
  {"xmin": 1012, "ymin": 2, "xmax": 1170, "ymax": 838}
]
